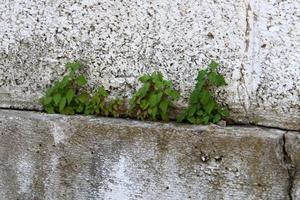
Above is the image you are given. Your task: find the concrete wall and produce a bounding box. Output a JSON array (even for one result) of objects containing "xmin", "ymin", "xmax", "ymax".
[
  {"xmin": 0, "ymin": 109, "xmax": 299, "ymax": 199},
  {"xmin": 0, "ymin": 0, "xmax": 299, "ymax": 130},
  {"xmin": 0, "ymin": 1, "xmax": 299, "ymax": 198}
]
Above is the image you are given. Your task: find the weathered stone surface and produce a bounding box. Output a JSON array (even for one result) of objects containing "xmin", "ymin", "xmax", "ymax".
[
  {"xmin": 0, "ymin": 109, "xmax": 297, "ymax": 199},
  {"xmin": 285, "ymin": 132, "xmax": 300, "ymax": 199},
  {"xmin": 0, "ymin": 0, "xmax": 299, "ymax": 130}
]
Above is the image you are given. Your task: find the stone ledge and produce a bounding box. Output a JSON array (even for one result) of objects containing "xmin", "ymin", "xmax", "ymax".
[
  {"xmin": 1, "ymin": 98, "xmax": 299, "ymax": 131},
  {"xmin": 0, "ymin": 109, "xmax": 299, "ymax": 199}
]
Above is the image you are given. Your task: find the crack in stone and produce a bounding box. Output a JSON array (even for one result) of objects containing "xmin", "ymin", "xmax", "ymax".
[
  {"xmin": 226, "ymin": 121, "xmax": 299, "ymax": 132},
  {"xmin": 282, "ymin": 132, "xmax": 296, "ymax": 200}
]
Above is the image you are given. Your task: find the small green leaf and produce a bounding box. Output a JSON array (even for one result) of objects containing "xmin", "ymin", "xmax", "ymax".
[
  {"xmin": 152, "ymin": 72, "xmax": 163, "ymax": 82},
  {"xmin": 62, "ymin": 107, "xmax": 75, "ymax": 115},
  {"xmin": 53, "ymin": 94, "xmax": 62, "ymax": 105},
  {"xmin": 97, "ymin": 86, "xmax": 109, "ymax": 97},
  {"xmin": 188, "ymin": 105, "xmax": 197, "ymax": 117},
  {"xmin": 46, "ymin": 87, "xmax": 55, "ymax": 96},
  {"xmin": 202, "ymin": 115, "xmax": 210, "ymax": 124},
  {"xmin": 204, "ymin": 101, "xmax": 215, "ymax": 114},
  {"xmin": 190, "ymin": 90, "xmax": 200, "ymax": 104},
  {"xmin": 195, "ymin": 80, "xmax": 205, "ymax": 90},
  {"xmin": 208, "ymin": 72, "xmax": 218, "ymax": 85},
  {"xmin": 208, "ymin": 60, "xmax": 219, "ymax": 70},
  {"xmin": 213, "ymin": 114, "xmax": 221, "ymax": 123},
  {"xmin": 219, "ymin": 109, "xmax": 229, "ymax": 117},
  {"xmin": 66, "ymin": 89, "xmax": 75, "ymax": 104},
  {"xmin": 139, "ymin": 74, "xmax": 151, "ymax": 82},
  {"xmin": 77, "ymin": 93, "xmax": 90, "ymax": 104},
  {"xmin": 140, "ymin": 100, "xmax": 149, "ymax": 110},
  {"xmin": 139, "ymin": 82, "xmax": 150, "ymax": 98},
  {"xmin": 76, "ymin": 105, "xmax": 84, "ymax": 113},
  {"xmin": 197, "ymin": 70, "xmax": 206, "ymax": 81},
  {"xmin": 76, "ymin": 75, "xmax": 87, "ymax": 86},
  {"xmin": 149, "ymin": 92, "xmax": 162, "ymax": 107},
  {"xmin": 159, "ymin": 100, "xmax": 168, "ymax": 114},
  {"xmin": 60, "ymin": 76, "xmax": 70, "ymax": 88},
  {"xmin": 43, "ymin": 97, "xmax": 52, "ymax": 105},
  {"xmin": 154, "ymin": 80, "xmax": 163, "ymax": 90},
  {"xmin": 197, "ymin": 110, "xmax": 204, "ymax": 117},
  {"xmin": 187, "ymin": 116, "xmax": 196, "ymax": 124},
  {"xmin": 165, "ymin": 89, "xmax": 180, "ymax": 100},
  {"xmin": 150, "ymin": 107, "xmax": 158, "ymax": 120},
  {"xmin": 65, "ymin": 61, "xmax": 81, "ymax": 71},
  {"xmin": 45, "ymin": 106, "xmax": 54, "ymax": 114},
  {"xmin": 59, "ymin": 97, "xmax": 66, "ymax": 112},
  {"xmin": 215, "ymin": 74, "xmax": 226, "ymax": 86},
  {"xmin": 84, "ymin": 107, "xmax": 93, "ymax": 115},
  {"xmin": 200, "ymin": 90, "xmax": 210, "ymax": 105},
  {"xmin": 164, "ymin": 80, "xmax": 172, "ymax": 87}
]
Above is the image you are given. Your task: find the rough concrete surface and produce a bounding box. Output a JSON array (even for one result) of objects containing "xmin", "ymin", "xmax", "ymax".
[
  {"xmin": 0, "ymin": 0, "xmax": 299, "ymax": 130},
  {"xmin": 0, "ymin": 109, "xmax": 299, "ymax": 199},
  {"xmin": 285, "ymin": 132, "xmax": 300, "ymax": 199}
]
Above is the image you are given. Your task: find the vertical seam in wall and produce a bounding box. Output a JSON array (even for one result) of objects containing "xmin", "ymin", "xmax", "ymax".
[
  {"xmin": 236, "ymin": 0, "xmax": 254, "ymax": 120},
  {"xmin": 282, "ymin": 132, "xmax": 296, "ymax": 200}
]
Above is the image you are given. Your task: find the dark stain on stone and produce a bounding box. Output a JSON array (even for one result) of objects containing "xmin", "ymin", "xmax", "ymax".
[
  {"xmin": 207, "ymin": 32, "xmax": 214, "ymax": 39},
  {"xmin": 261, "ymin": 44, "xmax": 267, "ymax": 48}
]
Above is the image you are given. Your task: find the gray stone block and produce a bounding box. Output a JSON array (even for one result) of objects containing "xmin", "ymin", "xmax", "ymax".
[{"xmin": 0, "ymin": 109, "xmax": 298, "ymax": 199}]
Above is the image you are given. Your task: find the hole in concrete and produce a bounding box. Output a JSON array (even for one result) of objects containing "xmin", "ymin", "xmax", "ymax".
[
  {"xmin": 166, "ymin": 186, "xmax": 169, "ymax": 190},
  {"xmin": 214, "ymin": 156, "xmax": 223, "ymax": 162},
  {"xmin": 207, "ymin": 32, "xmax": 214, "ymax": 39},
  {"xmin": 257, "ymin": 183, "xmax": 262, "ymax": 187}
]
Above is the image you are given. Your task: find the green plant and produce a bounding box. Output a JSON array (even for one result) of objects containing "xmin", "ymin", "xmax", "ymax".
[
  {"xmin": 177, "ymin": 61, "xmax": 228, "ymax": 124},
  {"xmin": 107, "ymin": 98, "xmax": 126, "ymax": 117},
  {"xmin": 84, "ymin": 86, "xmax": 109, "ymax": 115},
  {"xmin": 40, "ymin": 61, "xmax": 88, "ymax": 115},
  {"xmin": 129, "ymin": 72, "xmax": 180, "ymax": 121}
]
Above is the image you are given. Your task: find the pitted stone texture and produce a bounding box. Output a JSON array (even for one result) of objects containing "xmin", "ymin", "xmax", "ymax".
[
  {"xmin": 250, "ymin": 0, "xmax": 300, "ymax": 112},
  {"xmin": 0, "ymin": 0, "xmax": 299, "ymax": 130},
  {"xmin": 0, "ymin": 0, "xmax": 247, "ymax": 100},
  {"xmin": 285, "ymin": 132, "xmax": 300, "ymax": 199},
  {"xmin": 0, "ymin": 109, "xmax": 296, "ymax": 199}
]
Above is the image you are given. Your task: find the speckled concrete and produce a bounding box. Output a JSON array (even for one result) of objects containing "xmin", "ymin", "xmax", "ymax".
[
  {"xmin": 0, "ymin": 0, "xmax": 299, "ymax": 130},
  {"xmin": 0, "ymin": 109, "xmax": 299, "ymax": 199}
]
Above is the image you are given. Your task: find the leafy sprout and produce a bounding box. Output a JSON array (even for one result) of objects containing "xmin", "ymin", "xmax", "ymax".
[
  {"xmin": 129, "ymin": 72, "xmax": 180, "ymax": 121},
  {"xmin": 177, "ymin": 61, "xmax": 228, "ymax": 124}
]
